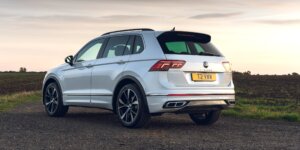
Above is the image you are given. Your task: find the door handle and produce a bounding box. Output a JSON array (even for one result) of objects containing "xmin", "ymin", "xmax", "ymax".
[
  {"xmin": 117, "ymin": 60, "xmax": 126, "ymax": 64},
  {"xmin": 86, "ymin": 64, "xmax": 93, "ymax": 68}
]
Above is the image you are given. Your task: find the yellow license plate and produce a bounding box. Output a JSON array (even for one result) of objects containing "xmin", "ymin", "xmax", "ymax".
[{"xmin": 191, "ymin": 73, "xmax": 216, "ymax": 81}]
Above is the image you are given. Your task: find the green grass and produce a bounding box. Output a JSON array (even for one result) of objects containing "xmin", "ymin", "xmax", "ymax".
[
  {"xmin": 223, "ymin": 97, "xmax": 300, "ymax": 122},
  {"xmin": 0, "ymin": 91, "xmax": 41, "ymax": 112}
]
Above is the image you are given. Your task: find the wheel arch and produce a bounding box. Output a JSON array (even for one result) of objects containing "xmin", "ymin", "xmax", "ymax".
[{"xmin": 112, "ymin": 75, "xmax": 149, "ymax": 114}]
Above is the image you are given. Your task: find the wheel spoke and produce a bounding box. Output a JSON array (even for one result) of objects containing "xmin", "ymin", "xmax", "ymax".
[
  {"xmin": 129, "ymin": 111, "xmax": 134, "ymax": 122},
  {"xmin": 130, "ymin": 109, "xmax": 137, "ymax": 116},
  {"xmin": 47, "ymin": 89, "xmax": 51, "ymax": 98},
  {"xmin": 130, "ymin": 95, "xmax": 136, "ymax": 103},
  {"xmin": 132, "ymin": 98, "xmax": 138, "ymax": 105},
  {"xmin": 121, "ymin": 92, "xmax": 129, "ymax": 104},
  {"xmin": 53, "ymin": 100, "xmax": 58, "ymax": 105},
  {"xmin": 118, "ymin": 98, "xmax": 126, "ymax": 105},
  {"xmin": 45, "ymin": 101, "xmax": 52, "ymax": 106},
  {"xmin": 52, "ymin": 88, "xmax": 57, "ymax": 97},
  {"xmin": 127, "ymin": 89, "xmax": 131, "ymax": 102},
  {"xmin": 121, "ymin": 108, "xmax": 130, "ymax": 120},
  {"xmin": 50, "ymin": 102, "xmax": 55, "ymax": 112},
  {"xmin": 118, "ymin": 105, "xmax": 127, "ymax": 109}
]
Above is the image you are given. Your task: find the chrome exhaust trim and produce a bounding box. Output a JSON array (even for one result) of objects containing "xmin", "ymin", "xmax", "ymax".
[{"xmin": 163, "ymin": 101, "xmax": 188, "ymax": 108}]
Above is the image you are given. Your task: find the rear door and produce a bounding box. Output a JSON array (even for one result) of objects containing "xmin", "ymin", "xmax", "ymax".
[
  {"xmin": 90, "ymin": 35, "xmax": 134, "ymax": 109},
  {"xmin": 157, "ymin": 31, "xmax": 231, "ymax": 87}
]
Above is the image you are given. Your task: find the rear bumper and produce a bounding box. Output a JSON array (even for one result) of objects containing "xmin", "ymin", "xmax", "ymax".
[{"xmin": 146, "ymin": 94, "xmax": 235, "ymax": 113}]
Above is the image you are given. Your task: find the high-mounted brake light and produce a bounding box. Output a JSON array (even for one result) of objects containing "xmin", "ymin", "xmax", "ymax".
[
  {"xmin": 150, "ymin": 60, "xmax": 186, "ymax": 71},
  {"xmin": 222, "ymin": 61, "xmax": 232, "ymax": 72}
]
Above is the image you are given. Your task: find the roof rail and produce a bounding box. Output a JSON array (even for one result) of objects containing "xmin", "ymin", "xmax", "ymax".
[{"xmin": 102, "ymin": 28, "xmax": 154, "ymax": 35}]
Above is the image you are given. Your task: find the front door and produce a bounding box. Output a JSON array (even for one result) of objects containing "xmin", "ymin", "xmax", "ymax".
[{"xmin": 62, "ymin": 38, "xmax": 105, "ymax": 106}]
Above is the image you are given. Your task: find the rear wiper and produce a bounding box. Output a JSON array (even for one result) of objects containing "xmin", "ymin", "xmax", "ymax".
[{"xmin": 198, "ymin": 52, "xmax": 220, "ymax": 56}]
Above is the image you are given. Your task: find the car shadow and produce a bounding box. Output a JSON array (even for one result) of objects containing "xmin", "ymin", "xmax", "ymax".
[{"xmin": 62, "ymin": 108, "xmax": 203, "ymax": 129}]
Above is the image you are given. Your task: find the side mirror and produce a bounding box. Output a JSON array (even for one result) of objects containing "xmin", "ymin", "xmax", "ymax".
[{"xmin": 65, "ymin": 55, "xmax": 74, "ymax": 66}]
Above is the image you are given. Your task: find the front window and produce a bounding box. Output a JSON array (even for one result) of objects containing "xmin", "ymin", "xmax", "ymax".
[{"xmin": 76, "ymin": 39, "xmax": 105, "ymax": 62}]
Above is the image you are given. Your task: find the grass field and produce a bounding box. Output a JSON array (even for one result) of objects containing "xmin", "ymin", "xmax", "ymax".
[
  {"xmin": 223, "ymin": 97, "xmax": 300, "ymax": 122},
  {"xmin": 0, "ymin": 72, "xmax": 299, "ymax": 122},
  {"xmin": 0, "ymin": 91, "xmax": 41, "ymax": 112},
  {"xmin": 225, "ymin": 72, "xmax": 300, "ymax": 122}
]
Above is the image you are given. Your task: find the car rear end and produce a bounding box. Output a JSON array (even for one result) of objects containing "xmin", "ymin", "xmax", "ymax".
[{"xmin": 145, "ymin": 31, "xmax": 235, "ymax": 113}]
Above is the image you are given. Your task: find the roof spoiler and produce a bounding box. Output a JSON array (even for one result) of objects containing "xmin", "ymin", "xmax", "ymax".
[{"xmin": 157, "ymin": 31, "xmax": 211, "ymax": 43}]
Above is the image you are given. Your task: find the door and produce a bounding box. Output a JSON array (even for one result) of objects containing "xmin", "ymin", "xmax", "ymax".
[
  {"xmin": 91, "ymin": 35, "xmax": 134, "ymax": 109},
  {"xmin": 62, "ymin": 38, "xmax": 105, "ymax": 105}
]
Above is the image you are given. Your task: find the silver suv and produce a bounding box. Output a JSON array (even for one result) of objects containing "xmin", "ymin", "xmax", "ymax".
[{"xmin": 42, "ymin": 28, "xmax": 235, "ymax": 128}]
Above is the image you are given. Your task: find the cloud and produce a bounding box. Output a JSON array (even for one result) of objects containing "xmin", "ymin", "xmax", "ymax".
[
  {"xmin": 99, "ymin": 15, "xmax": 158, "ymax": 21},
  {"xmin": 17, "ymin": 14, "xmax": 158, "ymax": 23},
  {"xmin": 190, "ymin": 12, "xmax": 242, "ymax": 19},
  {"xmin": 256, "ymin": 19, "xmax": 300, "ymax": 25}
]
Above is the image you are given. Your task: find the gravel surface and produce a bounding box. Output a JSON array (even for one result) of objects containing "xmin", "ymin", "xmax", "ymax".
[{"xmin": 0, "ymin": 101, "xmax": 299, "ymax": 150}]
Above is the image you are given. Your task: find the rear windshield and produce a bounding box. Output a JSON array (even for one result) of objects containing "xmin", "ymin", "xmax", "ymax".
[{"xmin": 157, "ymin": 31, "xmax": 223, "ymax": 57}]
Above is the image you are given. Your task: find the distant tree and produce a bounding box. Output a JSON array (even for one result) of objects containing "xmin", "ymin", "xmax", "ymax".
[
  {"xmin": 292, "ymin": 72, "xmax": 299, "ymax": 76},
  {"xmin": 19, "ymin": 67, "xmax": 27, "ymax": 72},
  {"xmin": 243, "ymin": 70, "xmax": 251, "ymax": 75}
]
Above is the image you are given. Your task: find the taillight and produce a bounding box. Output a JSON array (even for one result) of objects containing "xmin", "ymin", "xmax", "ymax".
[
  {"xmin": 222, "ymin": 61, "xmax": 232, "ymax": 72},
  {"xmin": 149, "ymin": 60, "xmax": 186, "ymax": 71}
]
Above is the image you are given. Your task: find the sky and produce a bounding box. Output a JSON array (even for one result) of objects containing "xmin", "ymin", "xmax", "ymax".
[{"xmin": 0, "ymin": 0, "xmax": 299, "ymax": 74}]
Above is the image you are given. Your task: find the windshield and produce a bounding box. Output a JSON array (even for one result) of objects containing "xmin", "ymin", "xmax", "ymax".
[{"xmin": 157, "ymin": 31, "xmax": 223, "ymax": 57}]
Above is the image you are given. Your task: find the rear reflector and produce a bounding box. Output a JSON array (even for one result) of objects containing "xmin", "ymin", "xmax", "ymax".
[
  {"xmin": 149, "ymin": 60, "xmax": 186, "ymax": 71},
  {"xmin": 222, "ymin": 61, "xmax": 232, "ymax": 72}
]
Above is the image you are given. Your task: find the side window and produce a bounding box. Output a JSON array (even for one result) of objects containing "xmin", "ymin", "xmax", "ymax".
[
  {"xmin": 102, "ymin": 36, "xmax": 130, "ymax": 58},
  {"xmin": 76, "ymin": 39, "xmax": 104, "ymax": 62},
  {"xmin": 133, "ymin": 36, "xmax": 144, "ymax": 54}
]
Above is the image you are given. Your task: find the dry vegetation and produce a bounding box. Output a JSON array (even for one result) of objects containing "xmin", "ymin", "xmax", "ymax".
[{"xmin": 0, "ymin": 72, "xmax": 45, "ymax": 95}]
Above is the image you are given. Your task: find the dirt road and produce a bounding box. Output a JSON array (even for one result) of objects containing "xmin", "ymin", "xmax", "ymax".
[{"xmin": 0, "ymin": 102, "xmax": 299, "ymax": 150}]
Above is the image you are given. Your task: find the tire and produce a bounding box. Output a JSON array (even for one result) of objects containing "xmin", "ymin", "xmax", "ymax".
[
  {"xmin": 43, "ymin": 82, "xmax": 69, "ymax": 117},
  {"xmin": 116, "ymin": 84, "xmax": 150, "ymax": 128},
  {"xmin": 189, "ymin": 110, "xmax": 221, "ymax": 125}
]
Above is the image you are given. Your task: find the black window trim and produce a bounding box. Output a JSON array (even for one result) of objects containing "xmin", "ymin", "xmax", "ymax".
[{"xmin": 123, "ymin": 35, "xmax": 135, "ymax": 55}]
